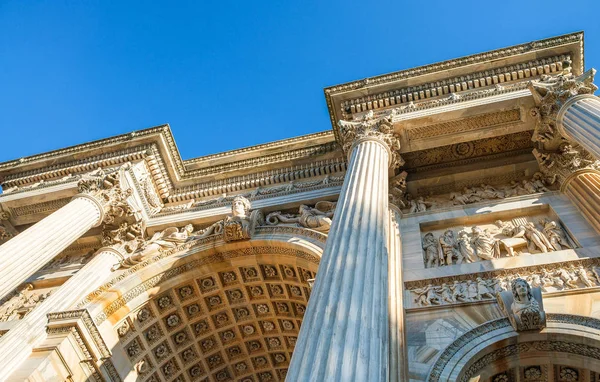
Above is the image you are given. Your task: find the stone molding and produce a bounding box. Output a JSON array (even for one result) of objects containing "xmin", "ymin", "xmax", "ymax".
[
  {"xmin": 165, "ymin": 158, "xmax": 347, "ymax": 204},
  {"xmin": 70, "ymin": 227, "xmax": 325, "ymax": 322},
  {"xmin": 91, "ymin": 243, "xmax": 322, "ymax": 325},
  {"xmin": 44, "ymin": 309, "xmax": 122, "ymax": 381},
  {"xmin": 406, "ymin": 108, "xmax": 522, "ymax": 141},
  {"xmin": 9, "ymin": 198, "xmax": 70, "ymax": 217},
  {"xmin": 343, "ymin": 56, "xmax": 567, "ymax": 119},
  {"xmin": 428, "ymin": 313, "xmax": 600, "ymax": 382},
  {"xmin": 326, "ymin": 32, "xmax": 583, "ymax": 136},
  {"xmin": 406, "ymin": 257, "xmax": 600, "ymax": 309}
]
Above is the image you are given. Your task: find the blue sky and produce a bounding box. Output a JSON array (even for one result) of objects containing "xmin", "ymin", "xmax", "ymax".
[{"xmin": 1, "ymin": 0, "xmax": 599, "ymax": 163}]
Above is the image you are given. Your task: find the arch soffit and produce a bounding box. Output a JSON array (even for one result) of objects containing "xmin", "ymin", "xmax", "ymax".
[
  {"xmin": 428, "ymin": 314, "xmax": 600, "ymax": 382},
  {"xmin": 79, "ymin": 227, "xmax": 326, "ymax": 326}
]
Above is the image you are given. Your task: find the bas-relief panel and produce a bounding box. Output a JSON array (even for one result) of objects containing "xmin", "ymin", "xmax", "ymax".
[
  {"xmin": 400, "ymin": 192, "xmax": 600, "ymax": 274},
  {"xmin": 405, "ymin": 304, "xmax": 504, "ymax": 381},
  {"xmin": 418, "ymin": 205, "xmax": 575, "ymax": 269}
]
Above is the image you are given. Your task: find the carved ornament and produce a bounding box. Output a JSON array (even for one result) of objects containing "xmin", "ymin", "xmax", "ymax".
[
  {"xmin": 265, "ymin": 201, "xmax": 336, "ymax": 232},
  {"xmin": 407, "ymin": 259, "xmax": 598, "ymax": 308},
  {"xmin": 421, "ymin": 216, "xmax": 573, "ymax": 268},
  {"xmin": 533, "ymin": 142, "xmax": 600, "ymax": 186},
  {"xmin": 338, "ymin": 110, "xmax": 403, "ymax": 168},
  {"xmin": 497, "ymin": 278, "xmax": 546, "ymax": 331},
  {"xmin": 77, "ymin": 167, "xmax": 136, "ymax": 225},
  {"xmin": 529, "ymin": 69, "xmax": 597, "ymax": 148}
]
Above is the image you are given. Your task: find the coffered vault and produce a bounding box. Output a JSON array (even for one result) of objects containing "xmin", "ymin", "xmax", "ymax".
[{"xmin": 1, "ymin": 31, "xmax": 600, "ymax": 382}]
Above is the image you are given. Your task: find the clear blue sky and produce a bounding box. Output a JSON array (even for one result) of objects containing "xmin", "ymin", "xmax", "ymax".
[{"xmin": 1, "ymin": 0, "xmax": 599, "ymax": 163}]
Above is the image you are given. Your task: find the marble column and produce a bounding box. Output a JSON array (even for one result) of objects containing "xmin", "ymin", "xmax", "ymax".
[
  {"xmin": 0, "ymin": 247, "xmax": 124, "ymax": 381},
  {"xmin": 0, "ymin": 168, "xmax": 133, "ymax": 300},
  {"xmin": 557, "ymin": 94, "xmax": 600, "ymax": 159},
  {"xmin": 562, "ymin": 170, "xmax": 600, "ymax": 233},
  {"xmin": 287, "ymin": 112, "xmax": 401, "ymax": 381},
  {"xmin": 388, "ymin": 205, "xmax": 409, "ymax": 382}
]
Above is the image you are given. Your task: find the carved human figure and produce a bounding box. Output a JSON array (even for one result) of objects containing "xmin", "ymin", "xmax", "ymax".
[
  {"xmin": 422, "ymin": 233, "xmax": 439, "ymax": 268},
  {"xmin": 439, "ymin": 230, "xmax": 461, "ymax": 266},
  {"xmin": 461, "ymin": 187, "xmax": 483, "ymax": 204},
  {"xmin": 532, "ymin": 172, "xmax": 553, "ymax": 192},
  {"xmin": 450, "ymin": 192, "xmax": 471, "ymax": 205},
  {"xmin": 465, "ymin": 280, "xmax": 479, "ymax": 301},
  {"xmin": 540, "ymin": 219, "xmax": 572, "ymax": 251},
  {"xmin": 456, "ymin": 230, "xmax": 477, "ymax": 263},
  {"xmin": 486, "ymin": 278, "xmax": 504, "ymax": 294},
  {"xmin": 524, "ymin": 222, "xmax": 552, "ymax": 253},
  {"xmin": 474, "ymin": 184, "xmax": 505, "ymax": 200},
  {"xmin": 555, "ymin": 268, "xmax": 578, "ymax": 289},
  {"xmin": 506, "ymin": 180, "xmax": 529, "ymax": 197},
  {"xmin": 541, "ymin": 268, "xmax": 564, "ymax": 290},
  {"xmin": 451, "ymin": 281, "xmax": 468, "ymax": 302},
  {"xmin": 265, "ymin": 201, "xmax": 336, "ymax": 232},
  {"xmin": 412, "ymin": 284, "xmax": 440, "ymax": 306},
  {"xmin": 510, "ymin": 278, "xmax": 545, "ymax": 331},
  {"xmin": 438, "ymin": 283, "xmax": 455, "ymax": 304},
  {"xmin": 406, "ymin": 194, "xmax": 429, "ymax": 213},
  {"xmin": 528, "ymin": 273, "xmax": 549, "ymax": 292},
  {"xmin": 494, "ymin": 220, "xmax": 527, "ymax": 256},
  {"xmin": 476, "ymin": 277, "xmax": 494, "ymax": 299},
  {"xmin": 571, "ymin": 265, "xmax": 595, "ymax": 287},
  {"xmin": 470, "ymin": 227, "xmax": 499, "ymax": 260},
  {"xmin": 521, "ymin": 179, "xmax": 538, "ymax": 194},
  {"xmin": 120, "ymin": 224, "xmax": 194, "ymax": 268}
]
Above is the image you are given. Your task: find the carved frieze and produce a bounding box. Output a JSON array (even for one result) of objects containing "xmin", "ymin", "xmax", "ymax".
[
  {"xmin": 265, "ymin": 201, "xmax": 336, "ymax": 232},
  {"xmin": 407, "ymin": 259, "xmax": 598, "ymax": 308},
  {"xmin": 406, "ymin": 109, "xmax": 522, "ymax": 141},
  {"xmin": 406, "ymin": 173, "xmax": 555, "ymax": 215},
  {"xmin": 114, "ymin": 196, "xmax": 264, "ymax": 269},
  {"xmin": 0, "ymin": 284, "xmax": 53, "ymax": 322},
  {"xmin": 402, "ymin": 131, "xmax": 533, "ymax": 171},
  {"xmin": 420, "ymin": 214, "xmax": 573, "ymax": 268}
]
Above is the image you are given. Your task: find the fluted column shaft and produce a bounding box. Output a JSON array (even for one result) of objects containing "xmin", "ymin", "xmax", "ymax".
[
  {"xmin": 558, "ymin": 94, "xmax": 600, "ymax": 159},
  {"xmin": 0, "ymin": 248, "xmax": 121, "ymax": 381},
  {"xmin": 0, "ymin": 195, "xmax": 103, "ymax": 300},
  {"xmin": 388, "ymin": 205, "xmax": 408, "ymax": 382},
  {"xmin": 563, "ymin": 170, "xmax": 600, "ymax": 233},
  {"xmin": 287, "ymin": 139, "xmax": 390, "ymax": 381}
]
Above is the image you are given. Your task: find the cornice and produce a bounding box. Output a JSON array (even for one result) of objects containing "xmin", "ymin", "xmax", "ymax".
[
  {"xmin": 325, "ymin": 32, "xmax": 582, "ymax": 96},
  {"xmin": 325, "ymin": 32, "xmax": 584, "ymax": 142},
  {"xmin": 184, "ymin": 131, "xmax": 334, "ymax": 165}
]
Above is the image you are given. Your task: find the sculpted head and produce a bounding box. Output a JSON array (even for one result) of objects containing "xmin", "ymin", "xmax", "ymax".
[
  {"xmin": 231, "ymin": 196, "xmax": 251, "ymax": 218},
  {"xmin": 183, "ymin": 224, "xmax": 194, "ymax": 234},
  {"xmin": 511, "ymin": 278, "xmax": 532, "ymax": 303}
]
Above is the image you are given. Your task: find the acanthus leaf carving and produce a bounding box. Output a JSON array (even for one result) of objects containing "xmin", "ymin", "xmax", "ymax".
[
  {"xmin": 533, "ymin": 142, "xmax": 600, "ymax": 185},
  {"xmin": 338, "ymin": 110, "xmax": 404, "ymax": 168},
  {"xmin": 77, "ymin": 167, "xmax": 136, "ymax": 225},
  {"xmin": 529, "ymin": 69, "xmax": 597, "ymax": 148}
]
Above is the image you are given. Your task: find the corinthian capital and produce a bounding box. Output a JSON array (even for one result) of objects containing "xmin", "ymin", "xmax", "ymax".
[
  {"xmin": 338, "ymin": 110, "xmax": 404, "ymax": 169},
  {"xmin": 528, "ymin": 69, "xmax": 597, "ymax": 145},
  {"xmin": 77, "ymin": 167, "xmax": 135, "ymax": 225},
  {"xmin": 533, "ymin": 142, "xmax": 600, "ymax": 186}
]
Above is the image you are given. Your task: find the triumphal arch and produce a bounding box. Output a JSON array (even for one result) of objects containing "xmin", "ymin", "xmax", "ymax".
[{"xmin": 1, "ymin": 32, "xmax": 600, "ymax": 382}]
